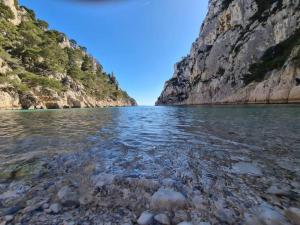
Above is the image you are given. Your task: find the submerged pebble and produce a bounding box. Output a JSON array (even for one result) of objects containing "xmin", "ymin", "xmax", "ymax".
[
  {"xmin": 151, "ymin": 189, "xmax": 187, "ymax": 211},
  {"xmin": 137, "ymin": 211, "xmax": 154, "ymax": 225},
  {"xmin": 49, "ymin": 203, "xmax": 62, "ymax": 214},
  {"xmin": 4, "ymin": 215, "xmax": 13, "ymax": 222},
  {"xmin": 177, "ymin": 222, "xmax": 193, "ymax": 225},
  {"xmin": 267, "ymin": 183, "xmax": 291, "ymax": 194},
  {"xmin": 246, "ymin": 204, "xmax": 289, "ymax": 225},
  {"xmin": 231, "ymin": 162, "xmax": 263, "ymax": 176},
  {"xmin": 154, "ymin": 213, "xmax": 170, "ymax": 225},
  {"xmin": 57, "ymin": 186, "xmax": 79, "ymax": 207}
]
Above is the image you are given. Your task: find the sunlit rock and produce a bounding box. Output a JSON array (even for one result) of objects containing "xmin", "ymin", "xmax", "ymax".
[
  {"xmin": 137, "ymin": 211, "xmax": 154, "ymax": 225},
  {"xmin": 285, "ymin": 207, "xmax": 300, "ymax": 225},
  {"xmin": 154, "ymin": 213, "xmax": 171, "ymax": 225},
  {"xmin": 151, "ymin": 188, "xmax": 187, "ymax": 211}
]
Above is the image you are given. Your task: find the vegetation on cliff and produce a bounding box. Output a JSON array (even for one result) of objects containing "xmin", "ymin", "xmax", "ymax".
[
  {"xmin": 0, "ymin": 0, "xmax": 136, "ymax": 108},
  {"xmin": 244, "ymin": 29, "xmax": 300, "ymax": 85}
]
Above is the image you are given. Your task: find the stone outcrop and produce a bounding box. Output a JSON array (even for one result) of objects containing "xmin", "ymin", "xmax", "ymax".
[
  {"xmin": 0, "ymin": 85, "xmax": 20, "ymax": 109},
  {"xmin": 2, "ymin": 0, "xmax": 22, "ymax": 25},
  {"xmin": 0, "ymin": 81, "xmax": 136, "ymax": 110},
  {"xmin": 0, "ymin": 69, "xmax": 136, "ymax": 110},
  {"xmin": 156, "ymin": 0, "xmax": 300, "ymax": 105}
]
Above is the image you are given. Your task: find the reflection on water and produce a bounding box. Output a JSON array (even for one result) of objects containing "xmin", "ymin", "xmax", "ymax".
[
  {"xmin": 0, "ymin": 105, "xmax": 299, "ymax": 175},
  {"xmin": 0, "ymin": 108, "xmax": 113, "ymax": 158}
]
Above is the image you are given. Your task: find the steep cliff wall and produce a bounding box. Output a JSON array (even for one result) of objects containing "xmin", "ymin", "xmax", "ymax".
[
  {"xmin": 156, "ymin": 0, "xmax": 300, "ymax": 105},
  {"xmin": 0, "ymin": 0, "xmax": 136, "ymax": 110}
]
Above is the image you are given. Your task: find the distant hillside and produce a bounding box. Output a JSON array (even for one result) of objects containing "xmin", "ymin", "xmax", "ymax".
[{"xmin": 0, "ymin": 0, "xmax": 136, "ymax": 109}]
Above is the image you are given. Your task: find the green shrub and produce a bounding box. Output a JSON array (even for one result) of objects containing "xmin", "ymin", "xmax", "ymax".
[
  {"xmin": 35, "ymin": 19, "xmax": 48, "ymax": 30},
  {"xmin": 0, "ymin": 47, "xmax": 12, "ymax": 62},
  {"xmin": 0, "ymin": 75, "xmax": 30, "ymax": 92},
  {"xmin": 0, "ymin": 75, "xmax": 9, "ymax": 84},
  {"xmin": 0, "ymin": 3, "xmax": 15, "ymax": 20},
  {"xmin": 44, "ymin": 30, "xmax": 65, "ymax": 43},
  {"xmin": 21, "ymin": 6, "xmax": 35, "ymax": 20},
  {"xmin": 19, "ymin": 72, "xmax": 62, "ymax": 92},
  {"xmin": 18, "ymin": 21, "xmax": 43, "ymax": 47},
  {"xmin": 243, "ymin": 29, "xmax": 300, "ymax": 85},
  {"xmin": 251, "ymin": 0, "xmax": 283, "ymax": 22},
  {"xmin": 81, "ymin": 55, "xmax": 95, "ymax": 72},
  {"xmin": 0, "ymin": 20, "xmax": 20, "ymax": 50},
  {"xmin": 15, "ymin": 82, "xmax": 29, "ymax": 92},
  {"xmin": 67, "ymin": 66, "xmax": 84, "ymax": 80},
  {"xmin": 39, "ymin": 44, "xmax": 68, "ymax": 73}
]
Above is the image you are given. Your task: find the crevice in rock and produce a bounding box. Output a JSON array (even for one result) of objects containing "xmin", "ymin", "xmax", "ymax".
[{"xmin": 296, "ymin": 77, "xmax": 300, "ymax": 86}]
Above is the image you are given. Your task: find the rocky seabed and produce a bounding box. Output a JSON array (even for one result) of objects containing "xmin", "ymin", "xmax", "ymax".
[{"xmin": 0, "ymin": 143, "xmax": 299, "ymax": 225}]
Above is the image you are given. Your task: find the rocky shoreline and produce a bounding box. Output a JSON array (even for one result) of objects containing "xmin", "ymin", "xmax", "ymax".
[
  {"xmin": 0, "ymin": 142, "xmax": 299, "ymax": 225},
  {"xmin": 0, "ymin": 74, "xmax": 137, "ymax": 110}
]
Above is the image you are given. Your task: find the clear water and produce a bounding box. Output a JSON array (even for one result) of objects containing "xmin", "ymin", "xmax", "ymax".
[
  {"xmin": 0, "ymin": 105, "xmax": 299, "ymax": 177},
  {"xmin": 0, "ymin": 105, "xmax": 300, "ymax": 224}
]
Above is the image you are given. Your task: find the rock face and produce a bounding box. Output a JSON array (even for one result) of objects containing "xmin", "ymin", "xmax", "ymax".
[
  {"xmin": 0, "ymin": 82, "xmax": 137, "ymax": 110},
  {"xmin": 2, "ymin": 0, "xmax": 22, "ymax": 25},
  {"xmin": 156, "ymin": 0, "xmax": 300, "ymax": 105},
  {"xmin": 0, "ymin": 0, "xmax": 136, "ymax": 110}
]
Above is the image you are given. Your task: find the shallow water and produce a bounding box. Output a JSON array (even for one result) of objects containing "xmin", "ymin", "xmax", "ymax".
[
  {"xmin": 0, "ymin": 105, "xmax": 299, "ymax": 175},
  {"xmin": 0, "ymin": 105, "xmax": 299, "ymax": 224}
]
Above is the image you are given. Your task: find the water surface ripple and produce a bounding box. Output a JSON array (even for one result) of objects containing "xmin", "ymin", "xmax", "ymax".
[
  {"xmin": 0, "ymin": 105, "xmax": 300, "ymax": 224},
  {"xmin": 0, "ymin": 105, "xmax": 299, "ymax": 175}
]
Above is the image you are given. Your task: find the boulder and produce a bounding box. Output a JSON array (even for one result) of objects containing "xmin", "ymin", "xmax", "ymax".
[
  {"xmin": 137, "ymin": 211, "xmax": 154, "ymax": 225},
  {"xmin": 93, "ymin": 173, "xmax": 115, "ymax": 188},
  {"xmin": 57, "ymin": 186, "xmax": 79, "ymax": 207},
  {"xmin": 49, "ymin": 203, "xmax": 62, "ymax": 214},
  {"xmin": 245, "ymin": 204, "xmax": 289, "ymax": 225},
  {"xmin": 154, "ymin": 213, "xmax": 170, "ymax": 225},
  {"xmin": 267, "ymin": 185, "xmax": 291, "ymax": 196},
  {"xmin": 19, "ymin": 93, "xmax": 37, "ymax": 109},
  {"xmin": 172, "ymin": 210, "xmax": 190, "ymax": 224},
  {"xmin": 4, "ymin": 215, "xmax": 13, "ymax": 222},
  {"xmin": 285, "ymin": 207, "xmax": 300, "ymax": 225},
  {"xmin": 151, "ymin": 188, "xmax": 187, "ymax": 211}
]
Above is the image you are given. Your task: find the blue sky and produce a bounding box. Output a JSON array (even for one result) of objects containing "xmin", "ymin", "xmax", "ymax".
[{"xmin": 19, "ymin": 0, "xmax": 208, "ymax": 105}]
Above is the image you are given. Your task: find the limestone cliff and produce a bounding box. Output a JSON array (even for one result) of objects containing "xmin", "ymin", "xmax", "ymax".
[
  {"xmin": 0, "ymin": 0, "xmax": 136, "ymax": 110},
  {"xmin": 156, "ymin": 0, "xmax": 300, "ymax": 105}
]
